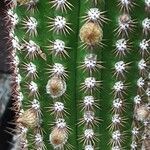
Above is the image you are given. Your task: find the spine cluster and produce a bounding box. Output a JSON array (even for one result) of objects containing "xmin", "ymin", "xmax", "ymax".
[
  {"xmin": 8, "ymin": 0, "xmax": 45, "ymax": 149},
  {"xmin": 131, "ymin": 1, "xmax": 150, "ymax": 149},
  {"xmin": 110, "ymin": 0, "xmax": 136, "ymax": 149},
  {"xmin": 47, "ymin": 0, "xmax": 73, "ymax": 149},
  {"xmin": 6, "ymin": 2, "xmax": 28, "ymax": 149},
  {"xmin": 78, "ymin": 1, "xmax": 107, "ymax": 149}
]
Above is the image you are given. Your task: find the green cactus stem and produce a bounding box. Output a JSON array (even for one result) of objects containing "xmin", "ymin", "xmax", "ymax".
[{"xmin": 3, "ymin": 0, "xmax": 150, "ymax": 150}]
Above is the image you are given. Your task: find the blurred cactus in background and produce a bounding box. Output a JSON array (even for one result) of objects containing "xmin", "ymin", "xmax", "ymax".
[{"xmin": 1, "ymin": 0, "xmax": 150, "ymax": 150}]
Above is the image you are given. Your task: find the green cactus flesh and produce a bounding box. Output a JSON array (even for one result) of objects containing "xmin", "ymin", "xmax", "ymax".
[{"xmin": 8, "ymin": 0, "xmax": 150, "ymax": 150}]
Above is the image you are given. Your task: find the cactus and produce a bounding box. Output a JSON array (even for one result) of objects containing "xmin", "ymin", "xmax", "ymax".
[{"xmin": 2, "ymin": 0, "xmax": 150, "ymax": 149}]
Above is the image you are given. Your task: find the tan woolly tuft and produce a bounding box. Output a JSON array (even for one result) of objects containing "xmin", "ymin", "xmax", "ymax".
[
  {"xmin": 17, "ymin": 109, "xmax": 39, "ymax": 128},
  {"xmin": 119, "ymin": 14, "xmax": 131, "ymax": 24},
  {"xmin": 17, "ymin": 0, "xmax": 29, "ymax": 4},
  {"xmin": 80, "ymin": 22, "xmax": 103, "ymax": 46},
  {"xmin": 135, "ymin": 105, "xmax": 149, "ymax": 121},
  {"xmin": 46, "ymin": 77, "xmax": 66, "ymax": 98},
  {"xmin": 50, "ymin": 127, "xmax": 68, "ymax": 148}
]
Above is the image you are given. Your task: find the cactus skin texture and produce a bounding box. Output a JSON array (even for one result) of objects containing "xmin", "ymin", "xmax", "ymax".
[{"xmin": 3, "ymin": 0, "xmax": 150, "ymax": 150}]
